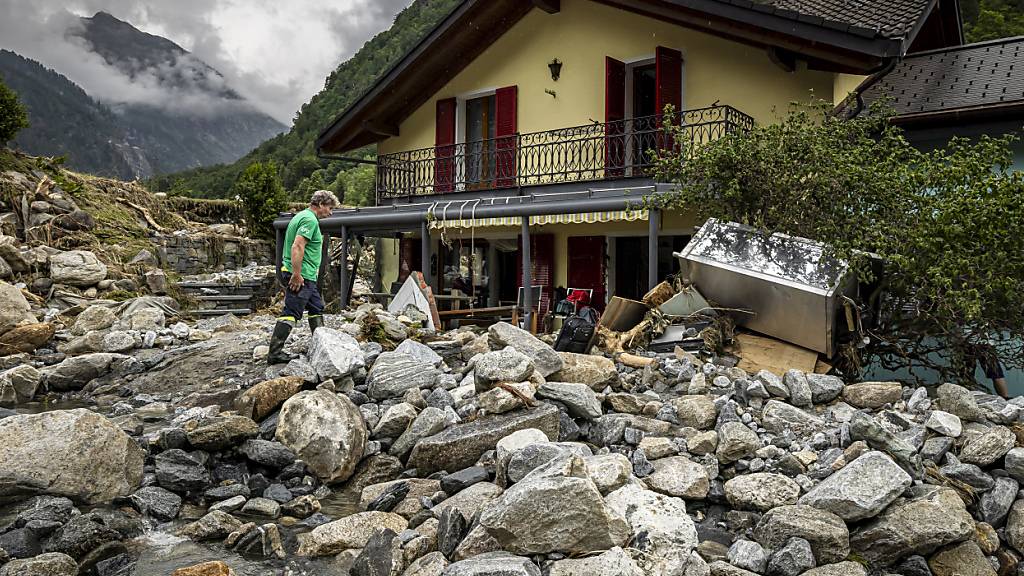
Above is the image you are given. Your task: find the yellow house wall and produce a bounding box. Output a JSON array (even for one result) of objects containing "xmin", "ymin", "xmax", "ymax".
[
  {"xmin": 380, "ymin": 238, "xmax": 399, "ymax": 289},
  {"xmin": 379, "ymin": 0, "xmax": 836, "ymax": 157},
  {"xmin": 833, "ymin": 73, "xmax": 867, "ymax": 105}
]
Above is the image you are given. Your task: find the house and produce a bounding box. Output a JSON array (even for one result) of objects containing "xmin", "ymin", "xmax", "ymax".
[
  {"xmin": 278, "ymin": 0, "xmax": 963, "ymax": 325},
  {"xmin": 859, "ymin": 35, "xmax": 1024, "ymax": 167}
]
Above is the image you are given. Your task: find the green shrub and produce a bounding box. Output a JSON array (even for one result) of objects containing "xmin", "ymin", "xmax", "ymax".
[
  {"xmin": 232, "ymin": 161, "xmax": 287, "ymax": 239},
  {"xmin": 0, "ymin": 78, "xmax": 28, "ymax": 144}
]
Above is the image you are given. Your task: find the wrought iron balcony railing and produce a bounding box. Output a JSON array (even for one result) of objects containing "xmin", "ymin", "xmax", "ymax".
[{"xmin": 375, "ymin": 104, "xmax": 754, "ymax": 200}]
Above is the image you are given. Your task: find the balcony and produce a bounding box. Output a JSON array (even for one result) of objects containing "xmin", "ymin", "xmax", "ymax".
[{"xmin": 375, "ymin": 105, "xmax": 753, "ymax": 200}]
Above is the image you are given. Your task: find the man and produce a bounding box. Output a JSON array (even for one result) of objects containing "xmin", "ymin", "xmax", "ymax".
[{"xmin": 268, "ymin": 189, "xmax": 339, "ymax": 365}]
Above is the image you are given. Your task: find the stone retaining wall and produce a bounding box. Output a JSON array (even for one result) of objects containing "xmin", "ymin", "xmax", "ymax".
[{"xmin": 156, "ymin": 234, "xmax": 272, "ymax": 275}]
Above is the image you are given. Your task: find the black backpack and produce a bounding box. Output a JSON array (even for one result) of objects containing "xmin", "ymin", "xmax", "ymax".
[{"xmin": 554, "ymin": 313, "xmax": 596, "ymax": 353}]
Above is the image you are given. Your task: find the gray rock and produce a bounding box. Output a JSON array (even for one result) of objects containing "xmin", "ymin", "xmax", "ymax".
[
  {"xmin": 959, "ymin": 425, "xmax": 1015, "ymax": 466},
  {"xmin": 1006, "ymin": 499, "xmax": 1024, "ymax": 554},
  {"xmin": 43, "ymin": 513, "xmax": 120, "ymax": 558},
  {"xmin": 473, "ymin": 347, "xmax": 534, "ymax": 389},
  {"xmin": 70, "ymin": 305, "xmax": 116, "ymax": 336},
  {"xmin": 761, "ymin": 400, "xmax": 823, "ymax": 436},
  {"xmin": 49, "ymin": 250, "xmax": 106, "ymax": 287},
  {"xmin": 939, "ymin": 459, "xmax": 994, "ymax": 491},
  {"xmin": 209, "ymin": 495, "xmax": 246, "ymax": 513},
  {"xmin": 0, "ymin": 552, "xmax": 77, "ymax": 576},
  {"xmin": 848, "ymin": 411, "xmax": 921, "ymax": 479},
  {"xmin": 275, "ymin": 389, "xmax": 367, "ymax": 484},
  {"xmin": 549, "ymin": 352, "xmax": 618, "ymax": 390},
  {"xmin": 548, "ymin": 546, "xmax": 643, "ymax": 576},
  {"xmin": 0, "ymin": 365, "xmax": 41, "ymax": 406},
  {"xmin": 374, "ymin": 402, "xmax": 418, "ymax": 438},
  {"xmin": 806, "ymin": 374, "xmax": 844, "ymax": 404},
  {"xmin": 841, "ymin": 382, "xmax": 902, "ymax": 409},
  {"xmin": 978, "ymin": 476, "xmax": 1017, "ymax": 527},
  {"xmin": 101, "ymin": 331, "xmax": 135, "ymax": 353},
  {"xmin": 755, "ymin": 370, "xmax": 788, "ymax": 398},
  {"xmin": 389, "ymin": 407, "xmax": 447, "ymax": 459},
  {"xmin": 605, "ymin": 483, "xmax": 698, "ymax": 575},
  {"xmin": 646, "ymin": 456, "xmax": 710, "ymax": 499},
  {"xmin": 1005, "ymin": 447, "xmax": 1024, "ymax": 483},
  {"xmin": 241, "ymin": 497, "xmax": 280, "ymax": 518},
  {"xmin": 395, "ymin": 339, "xmax": 443, "ymax": 366},
  {"xmin": 924, "ymin": 410, "xmax": 962, "ymax": 437},
  {"xmin": 671, "ymin": 395, "xmax": 718, "ymax": 430},
  {"xmin": 367, "ymin": 352, "xmax": 439, "ymax": 400},
  {"xmin": 177, "ymin": 509, "xmax": 244, "ymax": 541},
  {"xmin": 442, "ymin": 552, "xmax": 540, "ymax": 576},
  {"xmin": 0, "ymin": 281, "xmax": 34, "ymax": 337},
  {"xmin": 239, "ymin": 439, "xmax": 296, "ymax": 469},
  {"xmin": 128, "ymin": 486, "xmax": 181, "ymax": 521},
  {"xmin": 724, "ymin": 473, "xmax": 800, "ymax": 512},
  {"xmin": 42, "ymin": 353, "xmax": 127, "ymax": 391},
  {"xmin": 14, "ymin": 496, "xmax": 77, "ymax": 527},
  {"xmin": 728, "ymin": 540, "xmax": 767, "ymax": 573},
  {"xmin": 185, "ymin": 415, "xmax": 259, "ymax": 451},
  {"xmin": 408, "ymin": 404, "xmax": 559, "ymax": 475},
  {"xmin": 308, "ymin": 328, "xmax": 365, "ymax": 380},
  {"xmin": 441, "ymin": 467, "xmax": 490, "ymax": 495},
  {"xmin": 937, "ymin": 383, "xmax": 985, "ymax": 422},
  {"xmin": 537, "ymin": 382, "xmax": 601, "ymax": 420},
  {"xmin": 784, "ymin": 370, "xmax": 812, "ymax": 408},
  {"xmin": 798, "ymin": 451, "xmax": 911, "ymax": 521},
  {"xmin": 848, "ymin": 486, "xmax": 974, "ymax": 566},
  {"xmin": 921, "ymin": 436, "xmax": 954, "ymax": 463},
  {"xmin": 0, "ymin": 409, "xmax": 144, "ymax": 504},
  {"xmin": 765, "ymin": 537, "xmax": 814, "ymax": 576},
  {"xmin": 753, "ymin": 505, "xmax": 850, "ymax": 565},
  {"xmin": 350, "ymin": 527, "xmax": 402, "ymax": 576},
  {"xmin": 717, "ymin": 421, "xmax": 762, "ymax": 464},
  {"xmin": 488, "ymin": 322, "xmax": 563, "ymax": 377},
  {"xmin": 479, "ymin": 456, "xmax": 628, "ymax": 554},
  {"xmin": 799, "ymin": 562, "xmax": 866, "ymax": 576},
  {"xmin": 155, "ymin": 449, "xmax": 210, "ymax": 493},
  {"xmin": 404, "ymin": 552, "xmax": 448, "ymax": 576},
  {"xmin": 296, "ymin": 511, "xmax": 407, "ymax": 556}
]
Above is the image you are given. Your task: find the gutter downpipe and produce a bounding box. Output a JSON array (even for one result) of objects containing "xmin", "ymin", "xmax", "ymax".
[{"xmin": 843, "ymin": 56, "xmax": 899, "ymax": 120}]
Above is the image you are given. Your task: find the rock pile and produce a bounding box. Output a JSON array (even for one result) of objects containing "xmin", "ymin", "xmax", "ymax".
[{"xmin": 0, "ymin": 304, "xmax": 1023, "ymax": 576}]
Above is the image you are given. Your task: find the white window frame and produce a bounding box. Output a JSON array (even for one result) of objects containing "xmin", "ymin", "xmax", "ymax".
[{"xmin": 453, "ymin": 87, "xmax": 498, "ymax": 191}]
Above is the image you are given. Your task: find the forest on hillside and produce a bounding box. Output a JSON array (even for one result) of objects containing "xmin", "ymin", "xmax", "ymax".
[{"xmin": 149, "ymin": 0, "xmax": 1024, "ymax": 205}]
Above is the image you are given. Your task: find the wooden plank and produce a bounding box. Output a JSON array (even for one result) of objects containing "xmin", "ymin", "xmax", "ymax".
[
  {"xmin": 437, "ymin": 306, "xmax": 515, "ymax": 318},
  {"xmin": 732, "ymin": 332, "xmax": 818, "ymax": 376}
]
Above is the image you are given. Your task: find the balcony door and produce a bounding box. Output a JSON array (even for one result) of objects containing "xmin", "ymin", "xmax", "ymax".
[
  {"xmin": 629, "ymin": 62, "xmax": 658, "ymax": 173},
  {"xmin": 465, "ymin": 94, "xmax": 496, "ymax": 189}
]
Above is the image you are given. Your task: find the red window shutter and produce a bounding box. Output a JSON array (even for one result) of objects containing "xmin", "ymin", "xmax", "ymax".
[
  {"xmin": 516, "ymin": 233, "xmax": 555, "ymax": 317},
  {"xmin": 605, "ymin": 57, "xmax": 626, "ymax": 178},
  {"xmin": 434, "ymin": 97, "xmax": 457, "ymax": 193},
  {"xmin": 655, "ymin": 46, "xmax": 683, "ymax": 116},
  {"xmin": 495, "ymin": 86, "xmax": 518, "ymax": 188}
]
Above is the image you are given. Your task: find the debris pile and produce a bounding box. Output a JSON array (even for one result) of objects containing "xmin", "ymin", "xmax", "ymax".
[{"xmin": 0, "ymin": 295, "xmax": 1022, "ymax": 576}]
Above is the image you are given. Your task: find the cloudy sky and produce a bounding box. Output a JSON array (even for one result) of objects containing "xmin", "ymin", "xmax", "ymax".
[{"xmin": 0, "ymin": 0, "xmax": 412, "ymax": 124}]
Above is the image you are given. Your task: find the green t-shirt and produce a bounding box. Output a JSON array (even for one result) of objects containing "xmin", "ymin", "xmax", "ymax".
[{"xmin": 282, "ymin": 209, "xmax": 322, "ymax": 281}]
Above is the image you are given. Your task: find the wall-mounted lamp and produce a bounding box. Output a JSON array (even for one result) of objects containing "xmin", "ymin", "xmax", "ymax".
[{"xmin": 548, "ymin": 58, "xmax": 562, "ymax": 81}]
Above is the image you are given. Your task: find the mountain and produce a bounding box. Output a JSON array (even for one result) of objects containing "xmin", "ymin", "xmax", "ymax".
[
  {"xmin": 148, "ymin": 0, "xmax": 461, "ymax": 201},
  {"xmin": 0, "ymin": 12, "xmax": 286, "ymax": 180},
  {"xmin": 0, "ymin": 49, "xmax": 151, "ymax": 178}
]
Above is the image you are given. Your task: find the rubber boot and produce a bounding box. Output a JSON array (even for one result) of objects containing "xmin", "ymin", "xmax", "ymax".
[
  {"xmin": 267, "ymin": 321, "xmax": 297, "ymax": 365},
  {"xmin": 308, "ymin": 315, "xmax": 324, "ymax": 335}
]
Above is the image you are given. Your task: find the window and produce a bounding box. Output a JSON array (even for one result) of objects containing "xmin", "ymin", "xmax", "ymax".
[{"xmin": 465, "ymin": 94, "xmax": 496, "ymax": 187}]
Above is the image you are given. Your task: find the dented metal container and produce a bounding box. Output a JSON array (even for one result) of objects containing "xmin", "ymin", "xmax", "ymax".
[{"xmin": 675, "ymin": 218, "xmax": 855, "ymax": 357}]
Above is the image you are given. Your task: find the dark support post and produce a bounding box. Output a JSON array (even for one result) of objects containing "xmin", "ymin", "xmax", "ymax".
[
  {"xmin": 373, "ymin": 237, "xmax": 383, "ymax": 293},
  {"xmin": 274, "ymin": 226, "xmax": 284, "ymax": 276},
  {"xmin": 521, "ymin": 217, "xmax": 533, "ymax": 331},
  {"xmin": 319, "ymin": 233, "xmax": 332, "ymax": 287},
  {"xmin": 339, "ymin": 226, "xmax": 350, "ymax": 309},
  {"xmin": 421, "ymin": 220, "xmax": 431, "ymax": 285},
  {"xmin": 648, "ymin": 208, "xmax": 661, "ymax": 291}
]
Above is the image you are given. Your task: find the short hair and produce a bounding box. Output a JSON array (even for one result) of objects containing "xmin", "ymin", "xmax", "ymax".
[{"xmin": 310, "ymin": 189, "xmax": 340, "ymax": 208}]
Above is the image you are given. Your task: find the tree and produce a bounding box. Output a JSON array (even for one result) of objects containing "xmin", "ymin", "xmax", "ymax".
[
  {"xmin": 654, "ymin": 100, "xmax": 1024, "ymax": 384},
  {"xmin": 232, "ymin": 161, "xmax": 288, "ymax": 239},
  {"xmin": 0, "ymin": 78, "xmax": 28, "ymax": 145}
]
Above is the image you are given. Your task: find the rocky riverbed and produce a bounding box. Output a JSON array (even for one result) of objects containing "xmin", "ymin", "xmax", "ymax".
[{"xmin": 1, "ymin": 297, "xmax": 1023, "ymax": 576}]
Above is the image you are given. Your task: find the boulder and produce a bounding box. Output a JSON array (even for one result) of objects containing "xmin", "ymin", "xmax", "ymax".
[
  {"xmin": 177, "ymin": 510, "xmax": 244, "ymax": 542},
  {"xmin": 480, "ymin": 455, "xmax": 629, "ymax": 555},
  {"xmin": 367, "ymin": 351, "xmax": 439, "ymax": 400},
  {"xmin": 0, "ymin": 323, "xmax": 55, "ymax": 356},
  {"xmin": 806, "ymin": 374, "xmax": 844, "ymax": 404},
  {"xmin": 724, "ymin": 473, "xmax": 800, "ymax": 512},
  {"xmin": 937, "ymin": 383, "xmax": 985, "ymax": 422},
  {"xmin": 275, "ymin": 390, "xmax": 367, "ymax": 484},
  {"xmin": 924, "ymin": 410, "xmax": 962, "ymax": 437},
  {"xmin": 728, "ymin": 540, "xmax": 767, "ymax": 574},
  {"xmin": 42, "ymin": 353, "xmax": 127, "ymax": 391},
  {"xmin": 798, "ymin": 451, "xmax": 912, "ymax": 521},
  {"xmin": 0, "ymin": 365, "xmax": 41, "ymax": 406},
  {"xmin": 0, "ymin": 281, "xmax": 34, "ymax": 336},
  {"xmin": 233, "ymin": 376, "xmax": 304, "ymax": 421},
  {"xmin": 185, "ymin": 415, "xmax": 259, "ymax": 451},
  {"xmin": 753, "ymin": 505, "xmax": 850, "ymax": 565},
  {"xmin": 49, "ymin": 250, "xmax": 106, "ymax": 287},
  {"xmin": 717, "ymin": 421, "xmax": 761, "ymax": 464},
  {"xmin": 978, "ymin": 476, "xmax": 1017, "ymax": 528},
  {"xmin": 849, "ymin": 486, "xmax": 974, "ymax": 566},
  {"xmin": 784, "ymin": 370, "xmax": 812, "ymax": 407},
  {"xmin": 488, "ymin": 322, "xmax": 563, "ymax": 377},
  {"xmin": 761, "ymin": 400, "xmax": 824, "ymax": 436},
  {"xmin": 536, "ymin": 382, "xmax": 602, "ymax": 420},
  {"xmin": 0, "ymin": 409, "xmax": 143, "ymax": 504},
  {"xmin": 670, "ymin": 396, "xmax": 718, "ymax": 430},
  {"xmin": 296, "ymin": 511, "xmax": 407, "ymax": 556},
  {"xmin": 43, "ymin": 512, "xmax": 121, "ymax": 558},
  {"xmin": 1006, "ymin": 499, "xmax": 1024, "ymax": 554},
  {"xmin": 548, "ymin": 546, "xmax": 643, "ymax": 576},
  {"xmin": 394, "ymin": 338, "xmax": 443, "ymax": 366},
  {"xmin": 389, "ymin": 407, "xmax": 447, "ymax": 459},
  {"xmin": 605, "ymin": 482, "xmax": 699, "ymax": 575},
  {"xmin": 307, "ymin": 328, "xmax": 364, "ymax": 380},
  {"xmin": 155, "ymin": 449, "xmax": 211, "ymax": 493},
  {"xmin": 239, "ymin": 439, "xmax": 296, "ymax": 469},
  {"xmin": 0, "ymin": 552, "xmax": 77, "ymax": 576},
  {"xmin": 373, "ymin": 402, "xmax": 418, "ymax": 438},
  {"xmin": 959, "ymin": 425, "xmax": 1015, "ymax": 466},
  {"xmin": 408, "ymin": 404, "xmax": 559, "ymax": 475},
  {"xmin": 549, "ymin": 352, "xmax": 617, "ymax": 390},
  {"xmin": 841, "ymin": 382, "xmax": 902, "ymax": 409},
  {"xmin": 128, "ymin": 486, "xmax": 182, "ymax": 521},
  {"xmin": 927, "ymin": 541, "xmax": 997, "ymax": 576},
  {"xmin": 765, "ymin": 537, "xmax": 814, "ymax": 576},
  {"xmin": 645, "ymin": 456, "xmax": 709, "ymax": 499},
  {"xmin": 473, "ymin": 347, "xmax": 534, "ymax": 389},
  {"xmin": 442, "ymin": 552, "xmax": 540, "ymax": 576},
  {"xmin": 800, "ymin": 563, "xmax": 866, "ymax": 576}
]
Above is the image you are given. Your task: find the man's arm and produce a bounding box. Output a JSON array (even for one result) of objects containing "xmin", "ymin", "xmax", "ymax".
[{"xmin": 288, "ymin": 236, "xmax": 307, "ymax": 292}]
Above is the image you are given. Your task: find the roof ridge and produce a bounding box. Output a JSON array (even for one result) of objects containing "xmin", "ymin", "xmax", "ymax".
[{"xmin": 905, "ymin": 35, "xmax": 1024, "ymax": 58}]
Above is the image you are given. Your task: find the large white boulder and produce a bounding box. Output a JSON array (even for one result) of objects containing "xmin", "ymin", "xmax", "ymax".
[
  {"xmin": 275, "ymin": 389, "xmax": 367, "ymax": 484},
  {"xmin": 307, "ymin": 328, "xmax": 364, "ymax": 380},
  {"xmin": 49, "ymin": 250, "xmax": 107, "ymax": 287}
]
